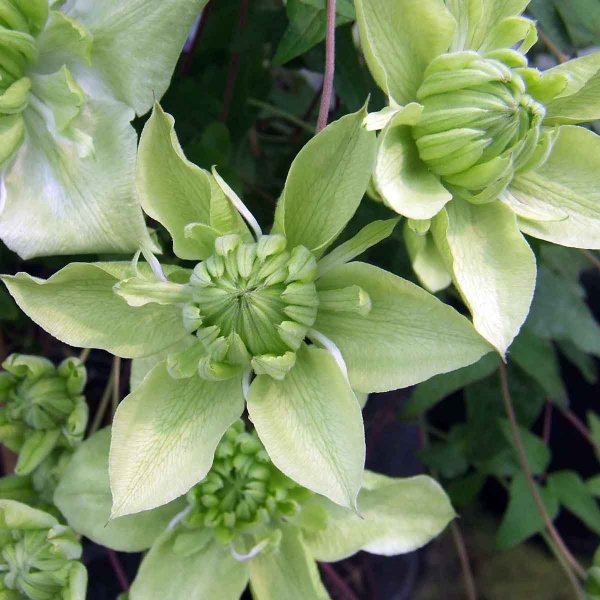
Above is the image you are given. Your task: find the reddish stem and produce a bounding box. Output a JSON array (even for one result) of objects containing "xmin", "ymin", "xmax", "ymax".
[
  {"xmin": 107, "ymin": 550, "xmax": 129, "ymax": 591},
  {"xmin": 316, "ymin": 0, "xmax": 337, "ymax": 132},
  {"xmin": 319, "ymin": 562, "xmax": 360, "ymax": 600},
  {"xmin": 558, "ymin": 405, "xmax": 600, "ymax": 453},
  {"xmin": 181, "ymin": 3, "xmax": 213, "ymax": 75},
  {"xmin": 542, "ymin": 401, "xmax": 553, "ymax": 445}
]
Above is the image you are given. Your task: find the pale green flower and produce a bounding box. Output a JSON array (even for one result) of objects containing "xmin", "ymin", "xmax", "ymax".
[
  {"xmin": 2, "ymin": 104, "xmax": 491, "ymax": 519},
  {"xmin": 0, "ymin": 354, "xmax": 87, "ymax": 477},
  {"xmin": 0, "ymin": 0, "xmax": 206, "ymax": 258},
  {"xmin": 0, "ymin": 499, "xmax": 87, "ymax": 600},
  {"xmin": 357, "ymin": 0, "xmax": 600, "ymax": 355},
  {"xmin": 55, "ymin": 423, "xmax": 456, "ymax": 600}
]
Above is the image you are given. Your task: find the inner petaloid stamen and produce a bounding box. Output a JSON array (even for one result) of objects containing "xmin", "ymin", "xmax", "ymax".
[
  {"xmin": 172, "ymin": 233, "xmax": 319, "ymax": 381},
  {"xmin": 171, "ymin": 421, "xmax": 320, "ymax": 558}
]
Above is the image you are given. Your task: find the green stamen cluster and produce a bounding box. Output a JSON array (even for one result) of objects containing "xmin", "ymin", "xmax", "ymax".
[
  {"xmin": 0, "ymin": 501, "xmax": 85, "ymax": 600},
  {"xmin": 412, "ymin": 50, "xmax": 548, "ymax": 203},
  {"xmin": 0, "ymin": 355, "xmax": 88, "ymax": 476},
  {"xmin": 177, "ymin": 421, "xmax": 313, "ymax": 555},
  {"xmin": 173, "ymin": 233, "xmax": 319, "ymax": 381}
]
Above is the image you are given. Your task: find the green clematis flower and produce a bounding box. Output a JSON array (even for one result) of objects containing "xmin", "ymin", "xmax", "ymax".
[
  {"xmin": 0, "ymin": 354, "xmax": 87, "ymax": 477},
  {"xmin": 0, "ymin": 0, "xmax": 206, "ymax": 258},
  {"xmin": 2, "ymin": 104, "xmax": 491, "ymax": 518},
  {"xmin": 55, "ymin": 423, "xmax": 456, "ymax": 600},
  {"xmin": 356, "ymin": 0, "xmax": 600, "ymax": 355},
  {"xmin": 0, "ymin": 499, "xmax": 87, "ymax": 600}
]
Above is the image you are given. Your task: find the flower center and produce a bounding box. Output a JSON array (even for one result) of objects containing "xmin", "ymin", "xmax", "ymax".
[
  {"xmin": 179, "ymin": 234, "xmax": 318, "ymax": 379},
  {"xmin": 178, "ymin": 421, "xmax": 313, "ymax": 553},
  {"xmin": 412, "ymin": 52, "xmax": 546, "ymax": 200}
]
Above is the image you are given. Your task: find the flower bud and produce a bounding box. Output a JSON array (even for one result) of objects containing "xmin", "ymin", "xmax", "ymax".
[
  {"xmin": 174, "ymin": 421, "xmax": 324, "ymax": 558},
  {"xmin": 0, "ymin": 355, "xmax": 88, "ymax": 475},
  {"xmin": 412, "ymin": 51, "xmax": 546, "ymax": 203},
  {"xmin": 0, "ymin": 499, "xmax": 87, "ymax": 600}
]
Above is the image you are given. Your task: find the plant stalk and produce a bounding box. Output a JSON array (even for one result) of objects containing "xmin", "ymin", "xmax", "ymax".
[{"xmin": 317, "ymin": 0, "xmax": 337, "ymax": 132}]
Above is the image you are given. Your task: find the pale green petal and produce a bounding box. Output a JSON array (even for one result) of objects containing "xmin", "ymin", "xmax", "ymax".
[
  {"xmin": 316, "ymin": 218, "xmax": 399, "ymax": 278},
  {"xmin": 130, "ymin": 533, "xmax": 249, "ymax": 600},
  {"xmin": 249, "ymin": 526, "xmax": 330, "ymax": 600},
  {"xmin": 373, "ymin": 105, "xmax": 452, "ymax": 220},
  {"xmin": 432, "ymin": 199, "xmax": 536, "ymax": 355},
  {"xmin": 0, "ymin": 96, "xmax": 154, "ymax": 258},
  {"xmin": 247, "ymin": 344, "xmax": 365, "ymax": 510},
  {"xmin": 512, "ymin": 126, "xmax": 600, "ymax": 249},
  {"xmin": 137, "ymin": 105, "xmax": 248, "ymax": 260},
  {"xmin": 544, "ymin": 52, "xmax": 600, "ymax": 125},
  {"xmin": 446, "ymin": 0, "xmax": 529, "ymax": 51},
  {"xmin": 65, "ymin": 0, "xmax": 207, "ymax": 115},
  {"xmin": 314, "ymin": 262, "xmax": 491, "ymax": 393},
  {"xmin": 109, "ymin": 362, "xmax": 244, "ymax": 517},
  {"xmin": 404, "ymin": 223, "xmax": 452, "ymax": 293},
  {"xmin": 279, "ymin": 106, "xmax": 376, "ymax": 254},
  {"xmin": 355, "ymin": 0, "xmax": 456, "ymax": 104},
  {"xmin": 1, "ymin": 263, "xmax": 188, "ymax": 358},
  {"xmin": 304, "ymin": 472, "xmax": 455, "ymax": 561},
  {"xmin": 54, "ymin": 428, "xmax": 187, "ymax": 552}
]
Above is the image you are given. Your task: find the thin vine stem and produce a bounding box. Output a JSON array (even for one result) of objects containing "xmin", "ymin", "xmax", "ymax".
[
  {"xmin": 557, "ymin": 405, "xmax": 600, "ymax": 453},
  {"xmin": 541, "ymin": 531, "xmax": 584, "ymax": 599},
  {"xmin": 111, "ymin": 356, "xmax": 121, "ymax": 417},
  {"xmin": 580, "ymin": 248, "xmax": 600, "ymax": 271},
  {"xmin": 319, "ymin": 562, "xmax": 360, "ymax": 600},
  {"xmin": 107, "ymin": 549, "xmax": 130, "ymax": 591},
  {"xmin": 89, "ymin": 369, "xmax": 115, "ymax": 436},
  {"xmin": 498, "ymin": 363, "xmax": 586, "ymax": 579},
  {"xmin": 78, "ymin": 348, "xmax": 91, "ymax": 363},
  {"xmin": 539, "ymin": 30, "xmax": 569, "ymax": 64},
  {"xmin": 450, "ymin": 521, "xmax": 478, "ymax": 600},
  {"xmin": 316, "ymin": 0, "xmax": 336, "ymax": 132},
  {"xmin": 248, "ymin": 98, "xmax": 316, "ymax": 134}
]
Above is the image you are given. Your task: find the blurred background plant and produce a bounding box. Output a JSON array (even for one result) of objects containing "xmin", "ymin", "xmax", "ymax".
[{"xmin": 0, "ymin": 0, "xmax": 598, "ymax": 598}]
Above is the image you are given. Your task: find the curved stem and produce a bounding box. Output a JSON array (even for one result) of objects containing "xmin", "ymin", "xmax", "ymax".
[
  {"xmin": 557, "ymin": 405, "xmax": 600, "ymax": 453},
  {"xmin": 316, "ymin": 0, "xmax": 336, "ymax": 132},
  {"xmin": 107, "ymin": 549, "xmax": 129, "ymax": 591},
  {"xmin": 78, "ymin": 348, "xmax": 91, "ymax": 363},
  {"xmin": 541, "ymin": 531, "xmax": 585, "ymax": 599},
  {"xmin": 498, "ymin": 363, "xmax": 586, "ymax": 579},
  {"xmin": 89, "ymin": 370, "xmax": 114, "ymax": 435},
  {"xmin": 580, "ymin": 249, "xmax": 600, "ymax": 271},
  {"xmin": 111, "ymin": 357, "xmax": 121, "ymax": 417},
  {"xmin": 450, "ymin": 521, "xmax": 478, "ymax": 600},
  {"xmin": 319, "ymin": 562, "xmax": 359, "ymax": 600}
]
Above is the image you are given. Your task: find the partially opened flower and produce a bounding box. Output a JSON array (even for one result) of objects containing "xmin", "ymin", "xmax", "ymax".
[
  {"xmin": 55, "ymin": 422, "xmax": 456, "ymax": 600},
  {"xmin": 0, "ymin": 0, "xmax": 205, "ymax": 258},
  {"xmin": 356, "ymin": 0, "xmax": 600, "ymax": 354},
  {"xmin": 0, "ymin": 499, "xmax": 87, "ymax": 600},
  {"xmin": 2, "ymin": 104, "xmax": 491, "ymax": 519},
  {"xmin": 0, "ymin": 354, "xmax": 87, "ymax": 477}
]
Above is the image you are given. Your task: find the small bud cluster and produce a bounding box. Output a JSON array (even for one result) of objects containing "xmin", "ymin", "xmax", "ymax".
[
  {"xmin": 176, "ymin": 421, "xmax": 316, "ymax": 558},
  {"xmin": 0, "ymin": 355, "xmax": 88, "ymax": 478},
  {"xmin": 412, "ymin": 50, "xmax": 549, "ymax": 203},
  {"xmin": 171, "ymin": 234, "xmax": 319, "ymax": 381},
  {"xmin": 0, "ymin": 500, "xmax": 85, "ymax": 600}
]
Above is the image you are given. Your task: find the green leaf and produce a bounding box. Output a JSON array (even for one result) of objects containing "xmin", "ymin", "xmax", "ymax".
[
  {"xmin": 355, "ymin": 0, "xmax": 456, "ymax": 104},
  {"xmin": 404, "ymin": 225, "xmax": 452, "ymax": 294},
  {"xmin": 547, "ymin": 471, "xmax": 600, "ymax": 535},
  {"xmin": 316, "ymin": 218, "xmax": 399, "ymax": 278},
  {"xmin": 512, "ymin": 126, "xmax": 600, "ymax": 250},
  {"xmin": 557, "ymin": 340, "xmax": 598, "ymax": 384},
  {"xmin": 247, "ymin": 344, "xmax": 364, "ymax": 510},
  {"xmin": 304, "ymin": 472, "xmax": 455, "ymax": 561},
  {"xmin": 587, "ymin": 475, "xmax": 600, "ymax": 497},
  {"xmin": 496, "ymin": 473, "xmax": 558, "ymax": 549},
  {"xmin": 401, "ymin": 352, "xmax": 500, "ymax": 419},
  {"xmin": 137, "ymin": 105, "xmax": 248, "ymax": 260},
  {"xmin": 130, "ymin": 533, "xmax": 249, "ymax": 600},
  {"xmin": 0, "ymin": 97, "xmax": 155, "ymax": 259},
  {"xmin": 315, "ymin": 262, "xmax": 491, "ymax": 393},
  {"xmin": 68, "ymin": 0, "xmax": 207, "ymax": 115},
  {"xmin": 110, "ymin": 362, "xmax": 244, "ymax": 517},
  {"xmin": 279, "ymin": 106, "xmax": 376, "ymax": 255},
  {"xmin": 432, "ymin": 199, "xmax": 537, "ymax": 356},
  {"xmin": 498, "ymin": 420, "xmax": 551, "ymax": 476},
  {"xmin": 418, "ymin": 426, "xmax": 469, "ymax": 479},
  {"xmin": 590, "ymin": 412, "xmax": 600, "ymax": 462},
  {"xmin": 526, "ymin": 267, "xmax": 600, "ymax": 356},
  {"xmin": 1, "ymin": 264, "xmax": 189, "ymax": 359},
  {"xmin": 446, "ymin": 0, "xmax": 530, "ymax": 51},
  {"xmin": 54, "ymin": 428, "xmax": 187, "ymax": 552},
  {"xmin": 373, "ymin": 105, "xmax": 453, "ymax": 220},
  {"xmin": 544, "ymin": 53, "xmax": 600, "ymax": 124},
  {"xmin": 249, "ymin": 525, "xmax": 330, "ymax": 600},
  {"xmin": 273, "ymin": 0, "xmax": 354, "ymax": 65},
  {"xmin": 509, "ymin": 328, "xmax": 567, "ymax": 406}
]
